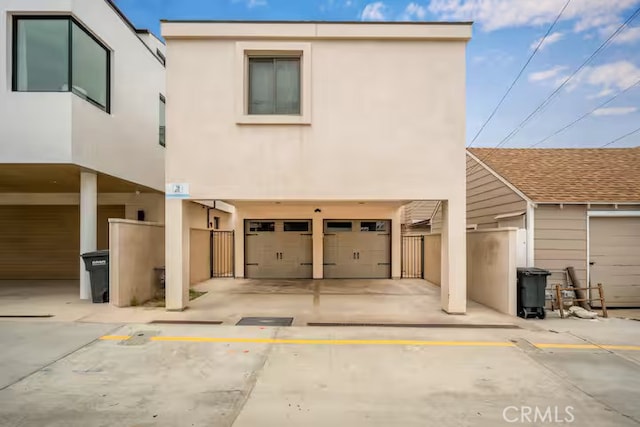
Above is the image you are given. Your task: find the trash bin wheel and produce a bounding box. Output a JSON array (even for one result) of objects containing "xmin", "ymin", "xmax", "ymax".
[{"xmin": 537, "ymin": 308, "xmax": 546, "ymax": 319}]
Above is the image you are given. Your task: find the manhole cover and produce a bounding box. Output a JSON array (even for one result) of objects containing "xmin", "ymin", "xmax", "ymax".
[{"xmin": 236, "ymin": 317, "xmax": 293, "ymax": 326}]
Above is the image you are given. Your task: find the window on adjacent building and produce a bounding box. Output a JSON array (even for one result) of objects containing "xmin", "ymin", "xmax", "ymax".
[
  {"xmin": 156, "ymin": 48, "xmax": 166, "ymax": 66},
  {"xmin": 248, "ymin": 57, "xmax": 300, "ymax": 115},
  {"xmin": 159, "ymin": 94, "xmax": 166, "ymax": 147},
  {"xmin": 13, "ymin": 16, "xmax": 110, "ymax": 112}
]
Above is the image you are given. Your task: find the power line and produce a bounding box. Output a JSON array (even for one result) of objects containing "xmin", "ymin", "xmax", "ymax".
[
  {"xmin": 599, "ymin": 125, "xmax": 640, "ymax": 148},
  {"xmin": 467, "ymin": 4, "xmax": 640, "ymax": 176},
  {"xmin": 529, "ymin": 77, "xmax": 640, "ymax": 148},
  {"xmin": 467, "ymin": 0, "xmax": 572, "ymax": 148}
]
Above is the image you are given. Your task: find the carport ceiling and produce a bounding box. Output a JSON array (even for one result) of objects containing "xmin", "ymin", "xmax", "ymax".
[{"xmin": 0, "ymin": 164, "xmax": 158, "ymax": 193}]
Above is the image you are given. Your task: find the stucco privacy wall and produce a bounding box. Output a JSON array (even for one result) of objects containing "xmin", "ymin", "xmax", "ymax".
[
  {"xmin": 424, "ymin": 234, "xmax": 442, "ymax": 286},
  {"xmin": 190, "ymin": 228, "xmax": 210, "ymax": 285},
  {"xmin": 0, "ymin": 0, "xmax": 165, "ymax": 191},
  {"xmin": 467, "ymin": 228, "xmax": 518, "ymax": 315},
  {"xmin": 163, "ymin": 23, "xmax": 469, "ymax": 201},
  {"xmin": 232, "ymin": 202, "xmax": 403, "ymax": 279},
  {"xmin": 109, "ymin": 219, "xmax": 164, "ymax": 307}
]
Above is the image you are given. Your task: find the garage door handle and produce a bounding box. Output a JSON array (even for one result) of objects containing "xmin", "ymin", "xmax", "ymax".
[
  {"xmin": 378, "ymin": 263, "xmax": 390, "ymax": 266},
  {"xmin": 323, "ymin": 263, "xmax": 336, "ymax": 265},
  {"xmin": 589, "ymin": 262, "xmax": 595, "ymax": 265},
  {"xmin": 300, "ymin": 263, "xmax": 312, "ymax": 266},
  {"xmin": 246, "ymin": 233, "xmax": 258, "ymax": 236},
  {"xmin": 246, "ymin": 263, "xmax": 259, "ymax": 266}
]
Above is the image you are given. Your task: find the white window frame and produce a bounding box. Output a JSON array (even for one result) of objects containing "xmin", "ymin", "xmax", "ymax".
[{"xmin": 235, "ymin": 42, "xmax": 311, "ymax": 125}]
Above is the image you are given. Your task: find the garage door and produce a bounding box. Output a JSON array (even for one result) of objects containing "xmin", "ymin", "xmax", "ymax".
[
  {"xmin": 590, "ymin": 216, "xmax": 640, "ymax": 307},
  {"xmin": 323, "ymin": 220, "xmax": 390, "ymax": 279},
  {"xmin": 244, "ymin": 220, "xmax": 312, "ymax": 279},
  {"xmin": 0, "ymin": 205, "xmax": 125, "ymax": 280}
]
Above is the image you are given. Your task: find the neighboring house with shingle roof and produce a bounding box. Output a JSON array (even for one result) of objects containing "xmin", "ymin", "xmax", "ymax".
[{"xmin": 466, "ymin": 147, "xmax": 640, "ymax": 308}]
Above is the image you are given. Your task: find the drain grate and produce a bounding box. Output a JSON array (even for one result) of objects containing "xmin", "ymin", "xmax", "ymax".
[
  {"xmin": 149, "ymin": 320, "xmax": 223, "ymax": 325},
  {"xmin": 307, "ymin": 322, "xmax": 520, "ymax": 329},
  {"xmin": 236, "ymin": 317, "xmax": 293, "ymax": 326}
]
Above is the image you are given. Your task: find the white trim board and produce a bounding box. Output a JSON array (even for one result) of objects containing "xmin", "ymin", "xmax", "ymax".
[{"xmin": 587, "ymin": 210, "xmax": 640, "ymax": 217}]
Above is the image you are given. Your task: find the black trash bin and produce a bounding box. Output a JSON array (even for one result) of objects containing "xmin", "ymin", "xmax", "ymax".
[
  {"xmin": 517, "ymin": 267, "xmax": 551, "ymax": 319},
  {"xmin": 81, "ymin": 250, "xmax": 109, "ymax": 303}
]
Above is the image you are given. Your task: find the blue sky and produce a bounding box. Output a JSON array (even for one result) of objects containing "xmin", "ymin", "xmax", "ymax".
[{"xmin": 114, "ymin": 0, "xmax": 640, "ymax": 149}]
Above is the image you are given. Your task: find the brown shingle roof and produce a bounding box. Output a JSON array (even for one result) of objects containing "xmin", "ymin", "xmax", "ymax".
[{"xmin": 468, "ymin": 147, "xmax": 640, "ymax": 203}]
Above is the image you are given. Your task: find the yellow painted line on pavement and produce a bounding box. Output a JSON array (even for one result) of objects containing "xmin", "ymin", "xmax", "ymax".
[
  {"xmin": 100, "ymin": 335, "xmax": 131, "ymax": 341},
  {"xmin": 98, "ymin": 335, "xmax": 640, "ymax": 350}
]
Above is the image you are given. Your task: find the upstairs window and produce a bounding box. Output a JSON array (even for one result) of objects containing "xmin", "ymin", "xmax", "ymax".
[
  {"xmin": 248, "ymin": 57, "xmax": 300, "ymax": 115},
  {"xmin": 159, "ymin": 94, "xmax": 166, "ymax": 147},
  {"xmin": 13, "ymin": 16, "xmax": 110, "ymax": 112}
]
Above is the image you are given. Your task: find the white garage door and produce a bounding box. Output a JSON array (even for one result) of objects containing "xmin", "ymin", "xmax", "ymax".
[
  {"xmin": 590, "ymin": 216, "xmax": 640, "ymax": 307},
  {"xmin": 244, "ymin": 220, "xmax": 312, "ymax": 279},
  {"xmin": 323, "ymin": 220, "xmax": 391, "ymax": 279}
]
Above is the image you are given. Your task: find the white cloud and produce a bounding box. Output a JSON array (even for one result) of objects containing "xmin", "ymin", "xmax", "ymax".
[
  {"xmin": 428, "ymin": 0, "xmax": 639, "ymax": 33},
  {"xmin": 528, "ymin": 66, "xmax": 568, "ymax": 82},
  {"xmin": 530, "ymin": 31, "xmax": 564, "ymax": 51},
  {"xmin": 345, "ymin": 0, "xmax": 353, "ymax": 6},
  {"xmin": 233, "ymin": 0, "xmax": 267, "ymax": 8},
  {"xmin": 401, "ymin": 2, "xmax": 427, "ymax": 20},
  {"xmin": 577, "ymin": 60, "xmax": 640, "ymax": 95},
  {"xmin": 611, "ymin": 26, "xmax": 640, "ymax": 44},
  {"xmin": 593, "ymin": 106, "xmax": 638, "ymax": 115},
  {"xmin": 361, "ymin": 2, "xmax": 387, "ymax": 20}
]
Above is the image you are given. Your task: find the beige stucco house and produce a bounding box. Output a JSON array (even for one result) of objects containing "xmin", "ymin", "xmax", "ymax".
[
  {"xmin": 466, "ymin": 147, "xmax": 640, "ymax": 307},
  {"xmin": 161, "ymin": 21, "xmax": 472, "ymax": 313}
]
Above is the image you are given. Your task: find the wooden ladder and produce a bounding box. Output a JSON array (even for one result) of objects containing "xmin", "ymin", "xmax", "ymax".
[{"xmin": 554, "ymin": 283, "xmax": 608, "ymax": 319}]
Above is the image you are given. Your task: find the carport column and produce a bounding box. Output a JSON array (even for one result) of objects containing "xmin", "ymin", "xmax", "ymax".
[
  {"xmin": 79, "ymin": 172, "xmax": 97, "ymax": 300},
  {"xmin": 312, "ymin": 216, "xmax": 323, "ymax": 279},
  {"xmin": 165, "ymin": 198, "xmax": 189, "ymax": 310},
  {"xmin": 440, "ymin": 198, "xmax": 467, "ymax": 314}
]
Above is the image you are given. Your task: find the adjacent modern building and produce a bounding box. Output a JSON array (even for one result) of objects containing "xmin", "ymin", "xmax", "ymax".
[
  {"xmin": 466, "ymin": 147, "xmax": 640, "ymax": 307},
  {"xmin": 161, "ymin": 21, "xmax": 472, "ymax": 312},
  {"xmin": 0, "ymin": 0, "xmax": 166, "ymax": 298}
]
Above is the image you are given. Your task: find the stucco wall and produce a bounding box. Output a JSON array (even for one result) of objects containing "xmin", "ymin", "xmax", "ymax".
[
  {"xmin": 163, "ymin": 25, "xmax": 468, "ymax": 201},
  {"xmin": 424, "ymin": 234, "xmax": 442, "ymax": 286},
  {"xmin": 0, "ymin": 0, "xmax": 165, "ymax": 191},
  {"xmin": 109, "ymin": 219, "xmax": 164, "ymax": 307},
  {"xmin": 189, "ymin": 228, "xmax": 210, "ymax": 285},
  {"xmin": 467, "ymin": 228, "xmax": 518, "ymax": 315}
]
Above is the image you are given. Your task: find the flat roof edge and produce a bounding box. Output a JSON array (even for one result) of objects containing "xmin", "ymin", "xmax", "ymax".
[
  {"xmin": 159, "ymin": 19, "xmax": 473, "ymax": 25},
  {"xmin": 161, "ymin": 21, "xmax": 472, "ymax": 41}
]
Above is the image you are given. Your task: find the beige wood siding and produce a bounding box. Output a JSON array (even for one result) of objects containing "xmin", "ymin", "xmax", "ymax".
[
  {"xmin": 534, "ymin": 205, "xmax": 587, "ymax": 286},
  {"xmin": 466, "ymin": 155, "xmax": 526, "ymax": 229},
  {"xmin": 402, "ymin": 201, "xmax": 439, "ymax": 224},
  {"xmin": 0, "ymin": 205, "xmax": 124, "ymax": 280},
  {"xmin": 590, "ymin": 216, "xmax": 640, "ymax": 307}
]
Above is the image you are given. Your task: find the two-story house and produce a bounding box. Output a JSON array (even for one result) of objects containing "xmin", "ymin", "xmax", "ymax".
[
  {"xmin": 0, "ymin": 0, "xmax": 165, "ymax": 299},
  {"xmin": 161, "ymin": 21, "xmax": 472, "ymax": 313}
]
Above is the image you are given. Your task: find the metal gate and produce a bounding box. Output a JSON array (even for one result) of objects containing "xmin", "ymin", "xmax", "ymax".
[
  {"xmin": 211, "ymin": 231, "xmax": 234, "ymax": 278},
  {"xmin": 401, "ymin": 235, "xmax": 424, "ymax": 278}
]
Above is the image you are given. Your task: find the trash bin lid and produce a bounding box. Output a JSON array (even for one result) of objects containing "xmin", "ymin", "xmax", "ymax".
[
  {"xmin": 517, "ymin": 267, "xmax": 551, "ymax": 276},
  {"xmin": 81, "ymin": 249, "xmax": 110, "ymax": 258}
]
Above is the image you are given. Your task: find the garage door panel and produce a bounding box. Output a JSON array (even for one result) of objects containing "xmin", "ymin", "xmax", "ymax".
[
  {"xmin": 0, "ymin": 205, "xmax": 124, "ymax": 280},
  {"xmin": 590, "ymin": 216, "xmax": 640, "ymax": 307},
  {"xmin": 323, "ymin": 220, "xmax": 390, "ymax": 279},
  {"xmin": 244, "ymin": 220, "xmax": 312, "ymax": 279}
]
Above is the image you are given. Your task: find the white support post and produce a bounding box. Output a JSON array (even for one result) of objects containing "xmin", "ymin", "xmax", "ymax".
[
  {"xmin": 165, "ymin": 198, "xmax": 190, "ymax": 310},
  {"xmin": 440, "ymin": 198, "xmax": 467, "ymax": 314},
  {"xmin": 312, "ymin": 216, "xmax": 323, "ymax": 279},
  {"xmin": 526, "ymin": 202, "xmax": 535, "ymax": 267},
  {"xmin": 79, "ymin": 172, "xmax": 97, "ymax": 300}
]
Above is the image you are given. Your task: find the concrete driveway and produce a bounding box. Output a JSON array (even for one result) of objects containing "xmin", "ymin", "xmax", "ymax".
[{"xmin": 0, "ymin": 319, "xmax": 639, "ymax": 426}]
